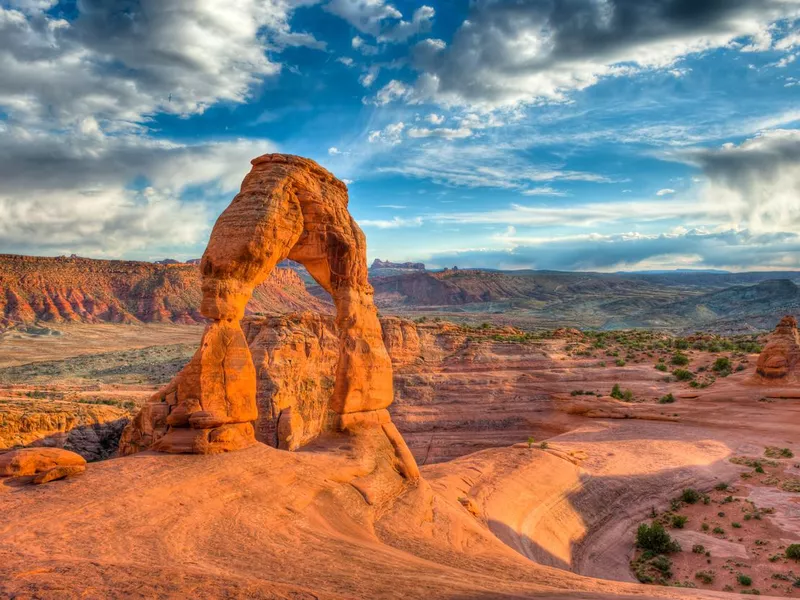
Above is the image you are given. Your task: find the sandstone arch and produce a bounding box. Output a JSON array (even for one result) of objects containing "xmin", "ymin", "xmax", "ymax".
[{"xmin": 119, "ymin": 154, "xmax": 418, "ymax": 479}]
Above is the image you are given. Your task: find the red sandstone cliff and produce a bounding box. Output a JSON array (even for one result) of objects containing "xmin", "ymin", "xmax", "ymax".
[{"xmin": 0, "ymin": 254, "xmax": 324, "ymax": 329}]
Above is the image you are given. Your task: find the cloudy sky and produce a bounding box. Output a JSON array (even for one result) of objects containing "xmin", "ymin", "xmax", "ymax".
[{"xmin": 1, "ymin": 0, "xmax": 799, "ymax": 271}]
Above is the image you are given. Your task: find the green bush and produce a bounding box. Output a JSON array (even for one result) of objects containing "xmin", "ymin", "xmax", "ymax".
[
  {"xmin": 611, "ymin": 384, "xmax": 623, "ymax": 400},
  {"xmin": 692, "ymin": 544, "xmax": 706, "ymax": 554},
  {"xmin": 712, "ymin": 357, "xmax": 731, "ymax": 372},
  {"xmin": 671, "ymin": 515, "xmax": 688, "ymax": 529},
  {"xmin": 615, "ymin": 359, "xmax": 626, "ymax": 367},
  {"xmin": 673, "ymin": 368, "xmax": 694, "ymax": 381},
  {"xmin": 787, "ymin": 544, "xmax": 800, "ymax": 560},
  {"xmin": 680, "ymin": 488, "xmax": 701, "ymax": 504},
  {"xmin": 695, "ymin": 570, "xmax": 715, "ymax": 584},
  {"xmin": 655, "ymin": 363, "xmax": 668, "ymax": 372},
  {"xmin": 659, "ymin": 393, "xmax": 675, "ymax": 404},
  {"xmin": 672, "ymin": 352, "xmax": 690, "ymax": 366},
  {"xmin": 737, "ymin": 573, "xmax": 752, "ymax": 586},
  {"xmin": 636, "ymin": 521, "xmax": 681, "ymax": 554}
]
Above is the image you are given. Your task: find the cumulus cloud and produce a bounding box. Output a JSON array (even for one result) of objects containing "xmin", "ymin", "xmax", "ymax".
[
  {"xmin": 657, "ymin": 188, "xmax": 676, "ymax": 196},
  {"xmin": 373, "ymin": 79, "xmax": 412, "ymax": 105},
  {"xmin": 684, "ymin": 129, "xmax": 800, "ymax": 233},
  {"xmin": 325, "ymin": 0, "xmax": 401, "ymax": 36},
  {"xmin": 0, "ymin": 0, "xmax": 323, "ymax": 126},
  {"xmin": 0, "ymin": 128, "xmax": 277, "ymax": 257},
  {"xmin": 400, "ymin": 0, "xmax": 800, "ymax": 108},
  {"xmin": 378, "ymin": 6, "xmax": 435, "ymax": 43},
  {"xmin": 0, "ymin": 0, "xmax": 308, "ymax": 258}
]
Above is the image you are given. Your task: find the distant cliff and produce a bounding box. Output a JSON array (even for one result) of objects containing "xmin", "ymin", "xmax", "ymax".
[
  {"xmin": 0, "ymin": 254, "xmax": 324, "ymax": 329},
  {"xmin": 370, "ymin": 259, "xmax": 426, "ymax": 271}
]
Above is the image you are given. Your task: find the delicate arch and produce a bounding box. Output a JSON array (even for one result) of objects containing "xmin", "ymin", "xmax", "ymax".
[{"xmin": 119, "ymin": 155, "xmax": 417, "ymax": 479}]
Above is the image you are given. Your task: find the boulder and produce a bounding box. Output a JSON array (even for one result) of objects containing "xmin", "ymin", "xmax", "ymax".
[
  {"xmin": 0, "ymin": 448, "xmax": 86, "ymax": 477},
  {"xmin": 756, "ymin": 315, "xmax": 800, "ymax": 379}
]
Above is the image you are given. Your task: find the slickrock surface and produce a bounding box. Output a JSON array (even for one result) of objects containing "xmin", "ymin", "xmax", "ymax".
[
  {"xmin": 0, "ymin": 441, "xmax": 740, "ymax": 600},
  {"xmin": 755, "ymin": 315, "xmax": 800, "ymax": 380},
  {"xmin": 121, "ymin": 155, "xmax": 418, "ymax": 480},
  {"xmin": 0, "ymin": 253, "xmax": 322, "ymax": 329}
]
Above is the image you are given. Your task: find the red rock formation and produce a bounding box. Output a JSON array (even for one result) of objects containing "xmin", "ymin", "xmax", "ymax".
[
  {"xmin": 120, "ymin": 155, "xmax": 418, "ymax": 479},
  {"xmin": 0, "ymin": 447, "xmax": 86, "ymax": 478},
  {"xmin": 755, "ymin": 315, "xmax": 800, "ymax": 379},
  {"xmin": 0, "ymin": 254, "xmax": 322, "ymax": 329}
]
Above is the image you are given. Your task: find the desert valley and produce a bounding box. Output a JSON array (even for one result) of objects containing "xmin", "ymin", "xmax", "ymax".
[{"xmin": 0, "ymin": 155, "xmax": 798, "ymax": 600}]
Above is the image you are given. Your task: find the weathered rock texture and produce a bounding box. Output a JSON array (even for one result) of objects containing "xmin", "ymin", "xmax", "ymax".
[
  {"xmin": 0, "ymin": 399, "xmax": 130, "ymax": 461},
  {"xmin": 0, "ymin": 254, "xmax": 322, "ymax": 329},
  {"xmin": 0, "ymin": 447, "xmax": 86, "ymax": 477},
  {"xmin": 755, "ymin": 315, "xmax": 800, "ymax": 379},
  {"xmin": 120, "ymin": 155, "xmax": 418, "ymax": 478}
]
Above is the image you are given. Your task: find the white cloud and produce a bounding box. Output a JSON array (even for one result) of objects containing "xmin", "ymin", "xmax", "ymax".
[
  {"xmin": 351, "ymin": 35, "xmax": 379, "ymax": 55},
  {"xmin": 402, "ymin": 1, "xmax": 800, "ymax": 109},
  {"xmin": 373, "ymin": 79, "xmax": 412, "ymax": 105},
  {"xmin": 407, "ymin": 126, "xmax": 473, "ymax": 139},
  {"xmin": 426, "ymin": 113, "xmax": 445, "ymax": 125},
  {"xmin": 359, "ymin": 216, "xmax": 423, "ymax": 228},
  {"xmin": 359, "ymin": 65, "xmax": 380, "ymax": 87},
  {"xmin": 378, "ymin": 5, "xmax": 435, "ymax": 43},
  {"xmin": 683, "ymin": 129, "xmax": 800, "ymax": 233},
  {"xmin": 521, "ymin": 187, "xmax": 568, "ymax": 197},
  {"xmin": 325, "ymin": 0, "xmax": 401, "ymax": 36},
  {"xmin": 328, "ymin": 147, "xmax": 341, "ymax": 155},
  {"xmin": 368, "ymin": 122, "xmax": 405, "ymax": 145},
  {"xmin": 657, "ymin": 188, "xmax": 676, "ymax": 196},
  {"xmin": 337, "ymin": 56, "xmax": 355, "ymax": 67}
]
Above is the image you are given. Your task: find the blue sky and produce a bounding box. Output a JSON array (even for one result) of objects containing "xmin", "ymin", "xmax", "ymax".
[{"xmin": 0, "ymin": 0, "xmax": 799, "ymax": 271}]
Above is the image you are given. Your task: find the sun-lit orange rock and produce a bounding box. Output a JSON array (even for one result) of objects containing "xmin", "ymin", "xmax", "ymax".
[
  {"xmin": 0, "ymin": 447, "xmax": 86, "ymax": 477},
  {"xmin": 756, "ymin": 315, "xmax": 800, "ymax": 379},
  {"xmin": 120, "ymin": 155, "xmax": 418, "ymax": 478}
]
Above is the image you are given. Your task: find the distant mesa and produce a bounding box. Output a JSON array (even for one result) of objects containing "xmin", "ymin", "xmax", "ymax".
[
  {"xmin": 755, "ymin": 315, "xmax": 800, "ymax": 380},
  {"xmin": 153, "ymin": 258, "xmax": 182, "ymax": 265},
  {"xmin": 370, "ymin": 258, "xmax": 426, "ymax": 271}
]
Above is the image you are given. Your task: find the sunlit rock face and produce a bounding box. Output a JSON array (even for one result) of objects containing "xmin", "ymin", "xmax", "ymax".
[
  {"xmin": 756, "ymin": 315, "xmax": 800, "ymax": 380},
  {"xmin": 119, "ymin": 154, "xmax": 418, "ymax": 478}
]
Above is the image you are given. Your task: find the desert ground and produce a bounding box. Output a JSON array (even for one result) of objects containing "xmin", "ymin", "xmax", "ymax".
[{"xmin": 1, "ymin": 316, "xmax": 798, "ymax": 599}]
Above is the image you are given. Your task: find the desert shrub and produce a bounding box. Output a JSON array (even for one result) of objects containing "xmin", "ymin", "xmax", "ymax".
[
  {"xmin": 671, "ymin": 515, "xmax": 688, "ymax": 529},
  {"xmin": 672, "ymin": 368, "xmax": 694, "ymax": 381},
  {"xmin": 695, "ymin": 570, "xmax": 715, "ymax": 584},
  {"xmin": 787, "ymin": 544, "xmax": 800, "ymax": 560},
  {"xmin": 636, "ymin": 521, "xmax": 681, "ymax": 554},
  {"xmin": 671, "ymin": 352, "xmax": 690, "ymax": 366},
  {"xmin": 692, "ymin": 544, "xmax": 706, "ymax": 554},
  {"xmin": 611, "ymin": 384, "xmax": 623, "ymax": 400},
  {"xmin": 680, "ymin": 488, "xmax": 701, "ymax": 504},
  {"xmin": 655, "ymin": 362, "xmax": 668, "ymax": 372},
  {"xmin": 714, "ymin": 482, "xmax": 729, "ymax": 491},
  {"xmin": 713, "ymin": 526, "xmax": 725, "ymax": 535},
  {"xmin": 650, "ymin": 555, "xmax": 672, "ymax": 576},
  {"xmin": 765, "ymin": 446, "xmax": 794, "ymax": 459},
  {"xmin": 615, "ymin": 359, "xmax": 626, "ymax": 367},
  {"xmin": 674, "ymin": 339, "xmax": 689, "ymax": 350},
  {"xmin": 527, "ymin": 437, "xmax": 536, "ymax": 448},
  {"xmin": 659, "ymin": 393, "xmax": 675, "ymax": 404},
  {"xmin": 732, "ymin": 522, "xmax": 742, "ymax": 529},
  {"xmin": 712, "ymin": 357, "xmax": 731, "ymax": 375},
  {"xmin": 737, "ymin": 574, "xmax": 752, "ymax": 586},
  {"xmin": 539, "ymin": 441, "xmax": 549, "ymax": 450}
]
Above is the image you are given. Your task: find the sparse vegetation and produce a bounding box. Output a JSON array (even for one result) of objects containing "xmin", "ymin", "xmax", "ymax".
[
  {"xmin": 658, "ymin": 393, "xmax": 675, "ymax": 404},
  {"xmin": 671, "ymin": 352, "xmax": 690, "ymax": 366},
  {"xmin": 680, "ymin": 488, "xmax": 701, "ymax": 504},
  {"xmin": 786, "ymin": 544, "xmax": 800, "ymax": 560},
  {"xmin": 636, "ymin": 521, "xmax": 681, "ymax": 554}
]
